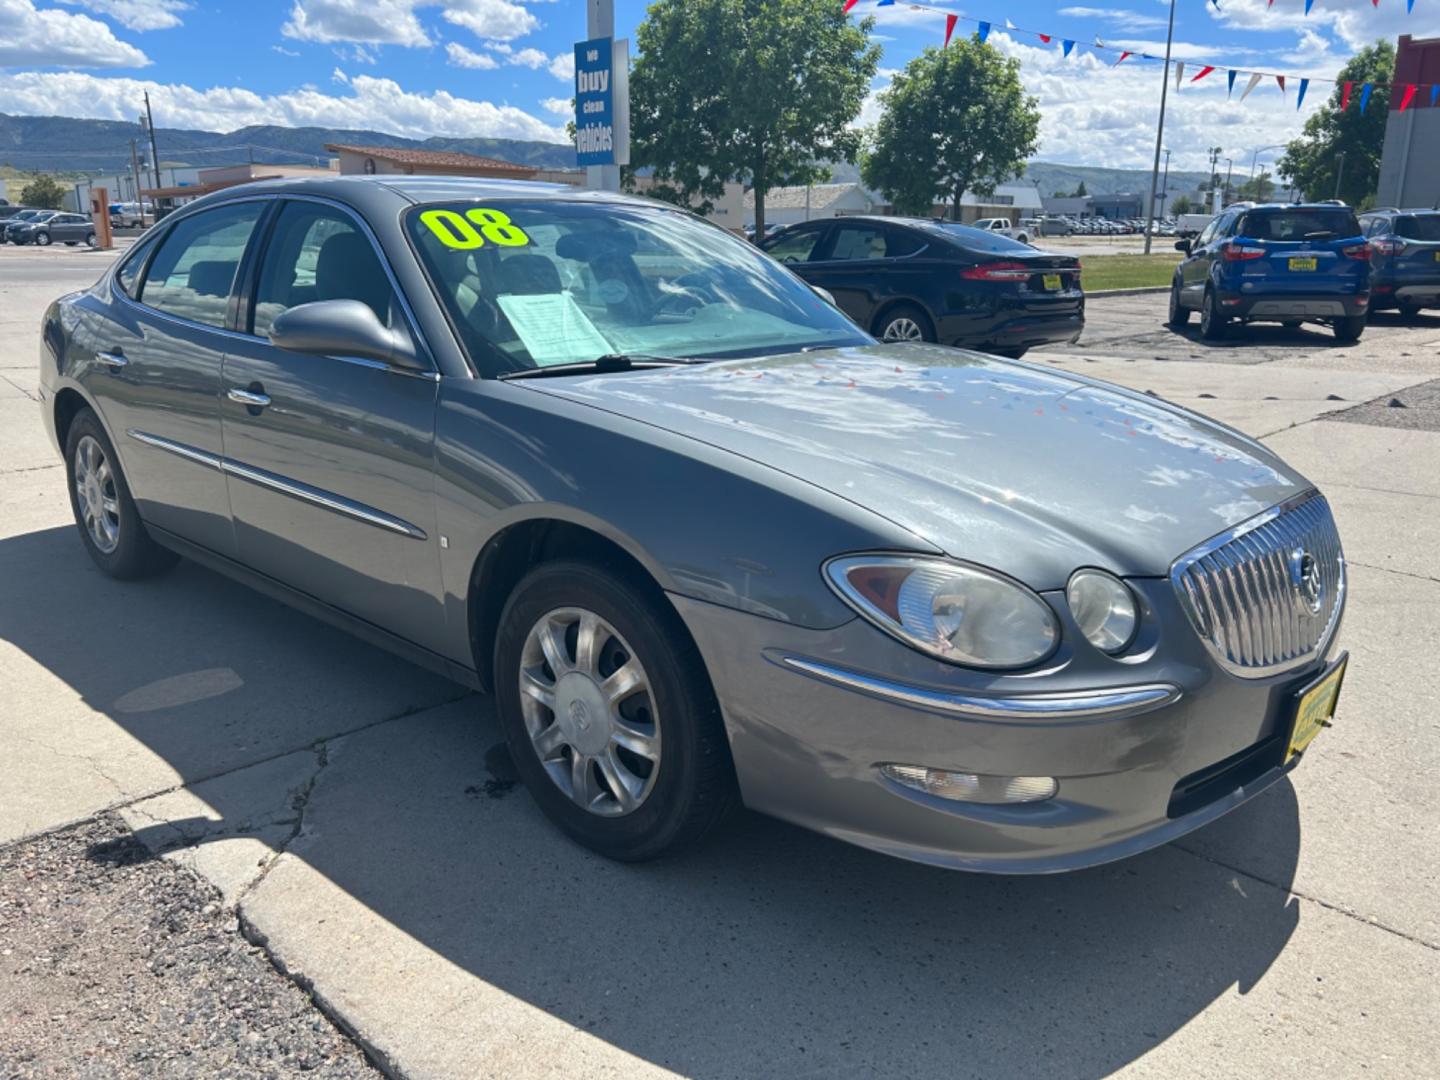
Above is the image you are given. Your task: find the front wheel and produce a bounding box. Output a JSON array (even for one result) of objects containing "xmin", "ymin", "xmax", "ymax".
[
  {"xmin": 875, "ymin": 304, "xmax": 934, "ymax": 344},
  {"xmin": 85, "ymin": 232, "xmax": 97, "ymax": 247},
  {"xmin": 35, "ymin": 231, "xmax": 51, "ymax": 246},
  {"xmin": 1334, "ymin": 315, "xmax": 1366, "ymax": 343},
  {"xmin": 1167, "ymin": 279, "xmax": 1191, "ymax": 327},
  {"xmin": 64, "ymin": 408, "xmax": 178, "ymax": 580},
  {"xmin": 494, "ymin": 560, "xmax": 737, "ymax": 861},
  {"xmin": 1200, "ymin": 287, "xmax": 1228, "ymax": 341}
]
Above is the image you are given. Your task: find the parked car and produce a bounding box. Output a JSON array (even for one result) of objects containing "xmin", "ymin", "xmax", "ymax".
[
  {"xmin": 109, "ymin": 202, "xmax": 149, "ymax": 229},
  {"xmin": 0, "ymin": 203, "xmax": 27, "ymax": 223},
  {"xmin": 1035, "ymin": 216, "xmax": 1073, "ymax": 237},
  {"xmin": 40, "ymin": 176, "xmax": 1348, "ymax": 873},
  {"xmin": 1359, "ymin": 208, "xmax": 1440, "ymax": 317},
  {"xmin": 10, "ymin": 211, "xmax": 97, "ymax": 247},
  {"xmin": 4, "ymin": 208, "xmax": 50, "ymax": 241},
  {"xmin": 760, "ymin": 214, "xmax": 1081, "ymax": 358},
  {"xmin": 1176, "ymin": 212, "xmax": 1215, "ymax": 237},
  {"xmin": 971, "ymin": 217, "xmax": 1032, "ymax": 245},
  {"xmin": 1168, "ymin": 202, "xmax": 1370, "ymax": 341}
]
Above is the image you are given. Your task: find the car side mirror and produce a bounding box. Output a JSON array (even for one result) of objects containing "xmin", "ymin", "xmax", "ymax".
[
  {"xmin": 268, "ymin": 300, "xmax": 426, "ymax": 372},
  {"xmin": 1174, "ymin": 239, "xmax": 1191, "ymax": 253}
]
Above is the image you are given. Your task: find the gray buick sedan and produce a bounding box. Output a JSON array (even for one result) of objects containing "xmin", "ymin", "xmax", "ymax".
[{"xmin": 39, "ymin": 176, "xmax": 1348, "ymax": 872}]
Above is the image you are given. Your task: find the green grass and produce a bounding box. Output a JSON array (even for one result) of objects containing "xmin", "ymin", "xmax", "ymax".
[{"xmin": 1080, "ymin": 253, "xmax": 1182, "ymax": 293}]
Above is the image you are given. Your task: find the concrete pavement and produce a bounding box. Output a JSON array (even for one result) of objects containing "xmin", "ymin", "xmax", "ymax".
[{"xmin": 2, "ymin": 255, "xmax": 1436, "ymax": 1078}]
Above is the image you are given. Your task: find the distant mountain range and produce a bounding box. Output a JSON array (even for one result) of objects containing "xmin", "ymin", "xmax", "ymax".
[{"xmin": 0, "ymin": 112, "xmax": 1211, "ymax": 197}]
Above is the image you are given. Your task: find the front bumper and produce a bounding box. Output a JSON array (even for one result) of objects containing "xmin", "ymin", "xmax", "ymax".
[{"xmin": 673, "ymin": 580, "xmax": 1338, "ymax": 874}]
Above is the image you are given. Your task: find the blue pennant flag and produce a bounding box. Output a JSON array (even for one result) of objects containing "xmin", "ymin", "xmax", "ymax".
[
  {"xmin": 1360, "ymin": 83, "xmax": 1374, "ymax": 114},
  {"xmin": 1062, "ymin": 39, "xmax": 1074, "ymax": 58},
  {"xmin": 1296, "ymin": 78, "xmax": 1309, "ymax": 111},
  {"xmin": 1409, "ymin": 0, "xmax": 1415, "ymax": 13},
  {"xmin": 977, "ymin": 21, "xmax": 991, "ymax": 43},
  {"xmin": 1431, "ymin": 85, "xmax": 1438, "ymax": 107},
  {"xmin": 1227, "ymin": 69, "xmax": 1238, "ymax": 96},
  {"xmin": 1305, "ymin": 0, "xmax": 1314, "ymax": 13},
  {"xmin": 876, "ymin": 0, "xmax": 894, "ymax": 5}
]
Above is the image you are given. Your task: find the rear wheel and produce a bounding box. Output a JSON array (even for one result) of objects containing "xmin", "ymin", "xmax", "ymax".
[
  {"xmin": 64, "ymin": 408, "xmax": 177, "ymax": 580},
  {"xmin": 1199, "ymin": 287, "xmax": 1228, "ymax": 340},
  {"xmin": 875, "ymin": 304, "xmax": 934, "ymax": 344},
  {"xmin": 494, "ymin": 560, "xmax": 737, "ymax": 861},
  {"xmin": 1398, "ymin": 300, "xmax": 1422, "ymax": 319},
  {"xmin": 1167, "ymin": 278, "xmax": 1191, "ymax": 327},
  {"xmin": 1334, "ymin": 315, "xmax": 1366, "ymax": 342},
  {"xmin": 85, "ymin": 232, "xmax": 97, "ymax": 247},
  {"xmin": 35, "ymin": 231, "xmax": 51, "ymax": 247}
]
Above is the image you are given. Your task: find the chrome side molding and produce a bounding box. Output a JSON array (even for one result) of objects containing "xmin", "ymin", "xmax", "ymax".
[
  {"xmin": 775, "ymin": 654, "xmax": 1181, "ymax": 722},
  {"xmin": 126, "ymin": 429, "xmax": 427, "ymax": 541}
]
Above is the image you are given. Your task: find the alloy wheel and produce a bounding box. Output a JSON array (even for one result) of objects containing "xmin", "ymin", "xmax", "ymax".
[
  {"xmin": 882, "ymin": 317, "xmax": 924, "ymax": 342},
  {"xmin": 73, "ymin": 434, "xmax": 120, "ymax": 554},
  {"xmin": 518, "ymin": 606, "xmax": 661, "ymax": 817}
]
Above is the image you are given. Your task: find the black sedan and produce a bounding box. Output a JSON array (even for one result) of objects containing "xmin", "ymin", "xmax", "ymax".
[{"xmin": 759, "ymin": 216, "xmax": 1082, "ymax": 358}]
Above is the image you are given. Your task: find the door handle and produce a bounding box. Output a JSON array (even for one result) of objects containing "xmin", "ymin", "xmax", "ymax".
[
  {"xmin": 96, "ymin": 350, "xmax": 128, "ymax": 369},
  {"xmin": 227, "ymin": 388, "xmax": 271, "ymax": 409}
]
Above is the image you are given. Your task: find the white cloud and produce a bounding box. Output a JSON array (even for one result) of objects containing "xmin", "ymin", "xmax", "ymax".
[
  {"xmin": 539, "ymin": 95, "xmax": 570, "ymax": 116},
  {"xmin": 0, "ymin": 0, "xmax": 149, "ymax": 67},
  {"xmin": 442, "ymin": 0, "xmax": 538, "ymax": 43},
  {"xmin": 1057, "ymin": 7, "xmax": 1167, "ymax": 32},
  {"xmin": 445, "ymin": 41, "xmax": 499, "ymax": 69},
  {"xmin": 272, "ymin": 44, "xmax": 301, "ymax": 57},
  {"xmin": 332, "ymin": 42, "xmax": 377, "ymax": 64},
  {"xmin": 1211, "ymin": 0, "xmax": 1440, "ymax": 53},
  {"xmin": 58, "ymin": 0, "xmax": 188, "ymax": 31},
  {"xmin": 0, "ymin": 70, "xmax": 570, "ymax": 143},
  {"xmin": 508, "ymin": 46, "xmax": 548, "ymax": 68},
  {"xmin": 331, "ymin": 67, "xmax": 348, "ymax": 84},
  {"xmin": 283, "ymin": 0, "xmax": 431, "ymax": 48},
  {"xmin": 548, "ymin": 50, "xmax": 574, "ymax": 81}
]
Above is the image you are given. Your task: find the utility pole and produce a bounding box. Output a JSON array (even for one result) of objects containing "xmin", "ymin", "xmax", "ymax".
[
  {"xmin": 1333, "ymin": 151, "xmax": 1346, "ymax": 201},
  {"xmin": 1159, "ymin": 148, "xmax": 1171, "ymax": 222},
  {"xmin": 143, "ymin": 91, "xmax": 161, "ymax": 196},
  {"xmin": 1223, "ymin": 158, "xmax": 1234, "ymax": 206},
  {"xmin": 1143, "ymin": 0, "xmax": 1176, "ymax": 255},
  {"xmin": 129, "ymin": 138, "xmax": 146, "ymax": 222}
]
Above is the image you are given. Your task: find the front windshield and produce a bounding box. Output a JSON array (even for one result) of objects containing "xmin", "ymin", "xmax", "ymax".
[{"xmin": 406, "ymin": 199, "xmax": 870, "ymax": 376}]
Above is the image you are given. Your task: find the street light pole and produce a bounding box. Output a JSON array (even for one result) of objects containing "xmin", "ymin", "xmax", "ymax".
[
  {"xmin": 1334, "ymin": 151, "xmax": 1346, "ymax": 201},
  {"xmin": 1143, "ymin": 0, "xmax": 1177, "ymax": 255},
  {"xmin": 1159, "ymin": 148, "xmax": 1171, "ymax": 223},
  {"xmin": 1223, "ymin": 158, "xmax": 1233, "ymax": 205}
]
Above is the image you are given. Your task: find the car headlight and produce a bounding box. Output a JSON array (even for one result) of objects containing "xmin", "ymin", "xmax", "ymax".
[
  {"xmin": 1065, "ymin": 569, "xmax": 1138, "ymax": 654},
  {"xmin": 824, "ymin": 555, "xmax": 1059, "ymax": 669}
]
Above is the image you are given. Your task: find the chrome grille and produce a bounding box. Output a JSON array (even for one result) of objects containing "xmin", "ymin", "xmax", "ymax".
[{"xmin": 1171, "ymin": 494, "xmax": 1345, "ymax": 678}]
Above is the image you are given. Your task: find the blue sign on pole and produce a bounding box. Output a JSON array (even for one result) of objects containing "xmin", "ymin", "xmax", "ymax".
[{"xmin": 575, "ymin": 36, "xmax": 615, "ymax": 167}]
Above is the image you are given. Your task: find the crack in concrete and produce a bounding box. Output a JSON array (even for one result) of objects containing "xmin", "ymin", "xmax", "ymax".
[
  {"xmin": 0, "ymin": 462, "xmax": 63, "ymax": 475},
  {"xmin": 231, "ymin": 740, "xmax": 332, "ymax": 907},
  {"xmin": 1346, "ymin": 560, "xmax": 1440, "ymax": 586}
]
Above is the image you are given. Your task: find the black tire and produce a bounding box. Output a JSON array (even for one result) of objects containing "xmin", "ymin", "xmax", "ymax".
[
  {"xmin": 64, "ymin": 408, "xmax": 178, "ymax": 580},
  {"xmin": 494, "ymin": 559, "xmax": 737, "ymax": 861},
  {"xmin": 1281, "ymin": 320, "xmax": 1302, "ymax": 330},
  {"xmin": 991, "ymin": 346, "xmax": 1028, "ymax": 360},
  {"xmin": 1398, "ymin": 300, "xmax": 1422, "ymax": 319},
  {"xmin": 1167, "ymin": 278, "xmax": 1191, "ymax": 327},
  {"xmin": 1334, "ymin": 315, "xmax": 1366, "ymax": 343},
  {"xmin": 35, "ymin": 231, "xmax": 51, "ymax": 247},
  {"xmin": 1199, "ymin": 287, "xmax": 1228, "ymax": 341},
  {"xmin": 874, "ymin": 303, "xmax": 935, "ymax": 344}
]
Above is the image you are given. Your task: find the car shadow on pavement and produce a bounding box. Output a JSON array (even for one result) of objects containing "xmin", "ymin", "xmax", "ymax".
[
  {"xmin": 1165, "ymin": 323, "xmax": 1357, "ymax": 349},
  {"xmin": 1, "ymin": 525, "xmax": 1304, "ymax": 1078}
]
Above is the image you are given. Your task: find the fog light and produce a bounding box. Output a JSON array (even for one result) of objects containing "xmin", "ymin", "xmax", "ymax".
[{"xmin": 880, "ymin": 764, "xmax": 1057, "ymax": 804}]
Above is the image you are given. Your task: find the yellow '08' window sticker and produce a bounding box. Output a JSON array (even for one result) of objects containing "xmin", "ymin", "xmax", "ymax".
[{"xmin": 420, "ymin": 207, "xmax": 531, "ymax": 249}]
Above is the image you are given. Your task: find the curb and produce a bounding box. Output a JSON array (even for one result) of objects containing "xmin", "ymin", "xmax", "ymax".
[{"xmin": 1087, "ymin": 286, "xmax": 1170, "ymax": 297}]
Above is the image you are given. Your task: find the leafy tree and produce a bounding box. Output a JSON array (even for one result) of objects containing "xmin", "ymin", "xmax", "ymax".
[
  {"xmin": 1171, "ymin": 194, "xmax": 1192, "ymax": 216},
  {"xmin": 862, "ymin": 39, "xmax": 1040, "ymax": 220},
  {"xmin": 628, "ymin": 0, "xmax": 879, "ymax": 235},
  {"xmin": 1235, "ymin": 170, "xmax": 1275, "ymax": 203},
  {"xmin": 19, "ymin": 175, "xmax": 67, "ymax": 210},
  {"xmin": 1073, "ymin": 180, "xmax": 1087, "ymax": 197},
  {"xmin": 1277, "ymin": 40, "xmax": 1394, "ymax": 205}
]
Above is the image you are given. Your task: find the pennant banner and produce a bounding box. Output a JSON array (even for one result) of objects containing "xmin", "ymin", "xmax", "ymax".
[
  {"xmin": 976, "ymin": 20, "xmax": 990, "ymax": 43},
  {"xmin": 1240, "ymin": 72, "xmax": 1263, "ymax": 101},
  {"xmin": 944, "ymin": 13, "xmax": 957, "ymax": 48},
  {"xmin": 1191, "ymin": 65, "xmax": 1215, "ymax": 83},
  {"xmin": 1296, "ymin": 77, "xmax": 1309, "ymax": 110}
]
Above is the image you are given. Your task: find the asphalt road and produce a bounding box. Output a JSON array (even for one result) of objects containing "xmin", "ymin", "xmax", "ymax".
[{"xmin": 1, "ymin": 251, "xmax": 1437, "ymax": 1078}]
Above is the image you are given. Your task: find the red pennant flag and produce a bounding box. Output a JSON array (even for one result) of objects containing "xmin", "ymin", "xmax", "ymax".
[
  {"xmin": 944, "ymin": 13, "xmax": 957, "ymax": 48},
  {"xmin": 1116, "ymin": 51, "xmax": 1132, "ymax": 65},
  {"xmin": 1038, "ymin": 33, "xmax": 1052, "ymax": 43},
  {"xmin": 842, "ymin": 0, "xmax": 858, "ymax": 11},
  {"xmin": 1191, "ymin": 65, "xmax": 1215, "ymax": 83},
  {"xmin": 1341, "ymin": 81, "xmax": 1353, "ymax": 110},
  {"xmin": 1399, "ymin": 84, "xmax": 1418, "ymax": 111},
  {"xmin": 1277, "ymin": 75, "xmax": 1286, "ymax": 93}
]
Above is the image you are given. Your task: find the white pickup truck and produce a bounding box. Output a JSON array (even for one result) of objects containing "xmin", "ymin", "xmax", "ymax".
[{"xmin": 972, "ymin": 217, "xmax": 1034, "ymax": 245}]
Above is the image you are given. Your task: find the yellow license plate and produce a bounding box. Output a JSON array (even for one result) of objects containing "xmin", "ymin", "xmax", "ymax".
[
  {"xmin": 1289, "ymin": 257, "xmax": 1318, "ymax": 271},
  {"xmin": 1042, "ymin": 273, "xmax": 1062, "ymax": 291},
  {"xmin": 1287, "ymin": 653, "xmax": 1347, "ymax": 763},
  {"xmin": 1434, "ymin": 251, "xmax": 1440, "ymax": 262}
]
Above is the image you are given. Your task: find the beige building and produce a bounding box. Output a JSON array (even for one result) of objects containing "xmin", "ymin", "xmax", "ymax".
[{"xmin": 326, "ymin": 143, "xmax": 538, "ymax": 180}]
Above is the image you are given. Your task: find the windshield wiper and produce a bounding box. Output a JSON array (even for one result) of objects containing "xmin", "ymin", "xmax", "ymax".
[{"xmin": 498, "ymin": 353, "xmax": 703, "ymax": 380}]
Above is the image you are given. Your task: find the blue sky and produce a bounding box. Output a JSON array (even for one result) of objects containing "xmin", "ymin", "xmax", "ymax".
[{"xmin": 0, "ymin": 1, "xmax": 1434, "ymax": 171}]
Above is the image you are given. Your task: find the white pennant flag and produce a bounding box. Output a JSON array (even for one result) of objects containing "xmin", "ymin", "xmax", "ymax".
[
  {"xmin": 1174, "ymin": 61, "xmax": 1185, "ymax": 89},
  {"xmin": 1239, "ymin": 72, "xmax": 1263, "ymax": 101},
  {"xmin": 1005, "ymin": 19, "xmax": 1016, "ymax": 30}
]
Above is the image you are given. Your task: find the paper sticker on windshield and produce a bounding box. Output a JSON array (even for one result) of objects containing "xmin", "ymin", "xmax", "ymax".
[
  {"xmin": 496, "ymin": 292, "xmax": 612, "ymax": 367},
  {"xmin": 420, "ymin": 207, "xmax": 531, "ymax": 250}
]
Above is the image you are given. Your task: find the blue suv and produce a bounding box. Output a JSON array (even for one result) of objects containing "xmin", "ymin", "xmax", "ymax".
[
  {"xmin": 1359, "ymin": 208, "xmax": 1440, "ymax": 317},
  {"xmin": 1168, "ymin": 203, "xmax": 1370, "ymax": 342}
]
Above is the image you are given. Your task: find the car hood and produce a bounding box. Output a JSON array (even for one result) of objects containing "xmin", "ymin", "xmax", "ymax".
[{"xmin": 521, "ymin": 344, "xmax": 1309, "ymax": 588}]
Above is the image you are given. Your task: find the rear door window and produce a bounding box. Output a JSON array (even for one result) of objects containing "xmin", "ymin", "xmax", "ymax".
[
  {"xmin": 826, "ymin": 223, "xmax": 888, "ymax": 262},
  {"xmin": 1242, "ymin": 209, "xmax": 1360, "ymax": 241},
  {"xmin": 139, "ymin": 201, "xmax": 265, "ymax": 328},
  {"xmin": 1394, "ymin": 215, "xmax": 1440, "ymax": 242},
  {"xmin": 884, "ymin": 227, "xmax": 926, "ymax": 257}
]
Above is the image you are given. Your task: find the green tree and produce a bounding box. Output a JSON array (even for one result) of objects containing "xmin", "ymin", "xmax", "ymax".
[
  {"xmin": 1235, "ymin": 170, "xmax": 1275, "ymax": 202},
  {"xmin": 627, "ymin": 0, "xmax": 879, "ymax": 236},
  {"xmin": 862, "ymin": 39, "xmax": 1040, "ymax": 220},
  {"xmin": 1073, "ymin": 180, "xmax": 1087, "ymax": 197},
  {"xmin": 19, "ymin": 175, "xmax": 67, "ymax": 210},
  {"xmin": 1277, "ymin": 40, "xmax": 1394, "ymax": 205},
  {"xmin": 1171, "ymin": 194, "xmax": 1193, "ymax": 216}
]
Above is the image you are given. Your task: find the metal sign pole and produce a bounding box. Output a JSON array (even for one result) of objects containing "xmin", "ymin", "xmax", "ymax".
[{"xmin": 585, "ymin": 0, "xmax": 620, "ymax": 191}]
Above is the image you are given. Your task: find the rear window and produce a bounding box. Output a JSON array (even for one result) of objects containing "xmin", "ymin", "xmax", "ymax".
[
  {"xmin": 1240, "ymin": 209, "xmax": 1360, "ymax": 241},
  {"xmin": 1394, "ymin": 215, "xmax": 1440, "ymax": 242},
  {"xmin": 919, "ymin": 222, "xmax": 1033, "ymax": 254}
]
